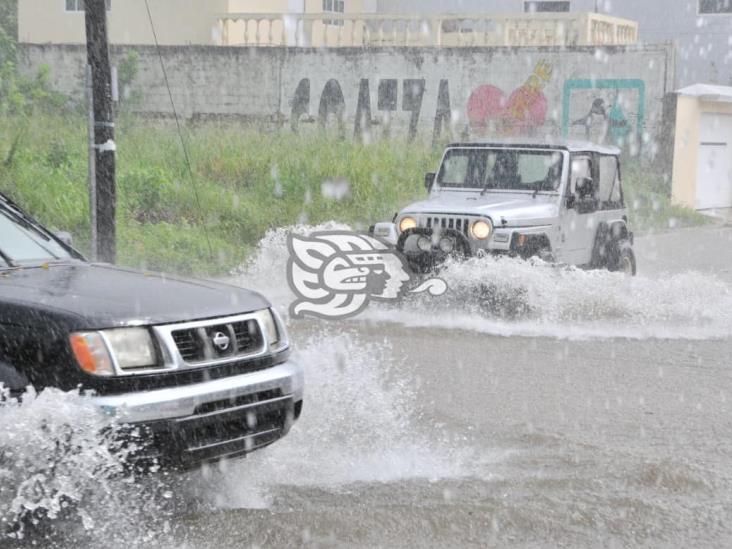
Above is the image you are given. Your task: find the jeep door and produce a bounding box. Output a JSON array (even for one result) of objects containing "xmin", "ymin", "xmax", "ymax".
[
  {"xmin": 560, "ymin": 154, "xmax": 598, "ymax": 265},
  {"xmin": 593, "ymin": 154, "xmax": 627, "ymax": 242}
]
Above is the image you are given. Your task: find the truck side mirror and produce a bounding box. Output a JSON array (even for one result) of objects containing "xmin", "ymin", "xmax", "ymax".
[{"xmin": 424, "ymin": 172, "xmax": 436, "ymax": 192}]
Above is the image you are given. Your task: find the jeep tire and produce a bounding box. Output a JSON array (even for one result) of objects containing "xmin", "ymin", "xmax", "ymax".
[{"xmin": 609, "ymin": 243, "xmax": 636, "ymax": 276}]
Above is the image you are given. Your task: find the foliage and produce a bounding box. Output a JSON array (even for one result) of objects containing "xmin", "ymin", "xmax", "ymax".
[
  {"xmin": 117, "ymin": 51, "xmax": 143, "ymax": 107},
  {"xmin": 621, "ymin": 164, "xmax": 709, "ymax": 232},
  {"xmin": 0, "ymin": 0, "xmax": 16, "ymax": 42},
  {"xmin": 0, "ymin": 1, "xmax": 68, "ymax": 117},
  {"xmin": 0, "ymin": 115, "xmax": 435, "ymax": 275}
]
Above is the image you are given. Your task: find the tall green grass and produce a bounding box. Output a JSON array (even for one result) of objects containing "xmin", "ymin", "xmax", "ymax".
[
  {"xmin": 0, "ymin": 114, "xmax": 436, "ymax": 274},
  {"xmin": 0, "ymin": 113, "xmax": 707, "ymax": 275}
]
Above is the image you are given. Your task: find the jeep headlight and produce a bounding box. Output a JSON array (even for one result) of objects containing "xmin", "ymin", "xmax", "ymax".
[
  {"xmin": 470, "ymin": 219, "xmax": 493, "ymax": 240},
  {"xmin": 399, "ymin": 216, "xmax": 417, "ymax": 233},
  {"xmin": 70, "ymin": 327, "xmax": 157, "ymax": 376},
  {"xmin": 253, "ymin": 308, "xmax": 287, "ymax": 351}
]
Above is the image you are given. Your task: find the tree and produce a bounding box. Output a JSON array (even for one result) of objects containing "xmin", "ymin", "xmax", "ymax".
[{"xmin": 0, "ymin": 0, "xmax": 16, "ymax": 42}]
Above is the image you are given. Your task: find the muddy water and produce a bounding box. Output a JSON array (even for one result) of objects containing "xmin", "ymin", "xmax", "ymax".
[{"xmin": 4, "ymin": 226, "xmax": 732, "ymax": 548}]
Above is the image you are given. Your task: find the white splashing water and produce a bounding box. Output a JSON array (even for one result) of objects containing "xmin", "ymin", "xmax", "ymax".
[
  {"xmin": 232, "ymin": 225, "xmax": 732, "ymax": 341},
  {"xmin": 0, "ymin": 389, "xmax": 171, "ymax": 546},
  {"xmin": 188, "ymin": 330, "xmax": 484, "ymax": 510}
]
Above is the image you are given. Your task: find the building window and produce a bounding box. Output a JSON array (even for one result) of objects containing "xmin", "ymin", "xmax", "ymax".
[
  {"xmin": 65, "ymin": 0, "xmax": 111, "ymax": 12},
  {"xmin": 524, "ymin": 1, "xmax": 570, "ymax": 12},
  {"xmin": 323, "ymin": 0, "xmax": 345, "ymax": 26},
  {"xmin": 699, "ymin": 0, "xmax": 732, "ymax": 14}
]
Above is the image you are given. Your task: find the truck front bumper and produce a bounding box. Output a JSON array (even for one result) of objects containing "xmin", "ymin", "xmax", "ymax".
[{"xmin": 91, "ymin": 360, "xmax": 304, "ymax": 467}]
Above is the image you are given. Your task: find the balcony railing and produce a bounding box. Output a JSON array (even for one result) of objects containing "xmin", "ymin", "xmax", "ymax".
[{"xmin": 216, "ymin": 12, "xmax": 638, "ymax": 48}]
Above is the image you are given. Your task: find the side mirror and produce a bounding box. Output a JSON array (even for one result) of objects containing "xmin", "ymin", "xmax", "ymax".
[
  {"xmin": 576, "ymin": 177, "xmax": 594, "ymax": 198},
  {"xmin": 424, "ymin": 172, "xmax": 436, "ymax": 191}
]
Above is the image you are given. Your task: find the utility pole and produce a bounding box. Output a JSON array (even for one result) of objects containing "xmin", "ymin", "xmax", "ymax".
[{"xmin": 85, "ymin": 0, "xmax": 116, "ymax": 263}]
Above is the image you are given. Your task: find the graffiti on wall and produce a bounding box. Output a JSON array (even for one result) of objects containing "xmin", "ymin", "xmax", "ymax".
[
  {"xmin": 288, "ymin": 72, "xmax": 646, "ymax": 146},
  {"xmin": 562, "ymin": 79, "xmax": 645, "ymax": 147},
  {"xmin": 467, "ymin": 60, "xmax": 553, "ymax": 136},
  {"xmin": 290, "ymin": 77, "xmax": 452, "ymax": 143}
]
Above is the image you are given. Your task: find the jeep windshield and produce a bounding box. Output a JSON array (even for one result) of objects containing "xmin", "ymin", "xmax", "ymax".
[
  {"xmin": 437, "ymin": 148, "xmax": 563, "ymax": 192},
  {"xmin": 0, "ymin": 203, "xmax": 72, "ymax": 267}
]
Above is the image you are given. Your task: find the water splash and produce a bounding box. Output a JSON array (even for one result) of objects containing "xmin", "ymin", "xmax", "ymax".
[
  {"xmin": 186, "ymin": 330, "xmax": 481, "ymax": 510},
  {"xmin": 232, "ymin": 225, "xmax": 732, "ymax": 340},
  {"xmin": 0, "ymin": 389, "xmax": 171, "ymax": 547}
]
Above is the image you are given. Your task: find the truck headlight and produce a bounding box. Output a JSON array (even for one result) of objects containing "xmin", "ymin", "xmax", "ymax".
[
  {"xmin": 70, "ymin": 328, "xmax": 157, "ymax": 376},
  {"xmin": 253, "ymin": 308, "xmax": 287, "ymax": 351},
  {"xmin": 470, "ymin": 219, "xmax": 493, "ymax": 240},
  {"xmin": 104, "ymin": 328, "xmax": 157, "ymax": 369},
  {"xmin": 399, "ymin": 216, "xmax": 417, "ymax": 233}
]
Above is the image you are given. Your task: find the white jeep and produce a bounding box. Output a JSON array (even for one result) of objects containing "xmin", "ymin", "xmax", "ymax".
[{"xmin": 373, "ymin": 139, "xmax": 636, "ymax": 275}]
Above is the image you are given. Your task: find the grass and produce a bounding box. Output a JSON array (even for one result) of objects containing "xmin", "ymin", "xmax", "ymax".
[{"xmin": 0, "ymin": 113, "xmax": 708, "ymax": 275}]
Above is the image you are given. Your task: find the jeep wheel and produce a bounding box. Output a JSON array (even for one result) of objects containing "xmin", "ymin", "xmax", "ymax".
[{"xmin": 610, "ymin": 245, "xmax": 636, "ymax": 276}]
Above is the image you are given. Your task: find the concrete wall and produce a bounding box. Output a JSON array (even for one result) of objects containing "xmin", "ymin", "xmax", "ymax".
[{"xmin": 19, "ymin": 43, "xmax": 674, "ymax": 155}]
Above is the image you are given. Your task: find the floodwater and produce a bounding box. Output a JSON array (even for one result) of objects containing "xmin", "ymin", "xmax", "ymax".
[{"xmin": 3, "ymin": 225, "xmax": 732, "ymax": 548}]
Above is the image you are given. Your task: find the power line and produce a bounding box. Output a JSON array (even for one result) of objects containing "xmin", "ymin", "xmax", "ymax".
[{"xmin": 143, "ymin": 0, "xmax": 214, "ymax": 263}]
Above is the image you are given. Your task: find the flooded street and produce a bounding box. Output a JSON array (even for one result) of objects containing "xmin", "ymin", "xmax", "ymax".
[
  {"xmin": 5, "ymin": 225, "xmax": 732, "ymax": 548},
  {"xmin": 174, "ymin": 225, "xmax": 732, "ymax": 548}
]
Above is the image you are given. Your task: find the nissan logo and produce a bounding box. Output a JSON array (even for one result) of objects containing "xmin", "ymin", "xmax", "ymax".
[{"xmin": 212, "ymin": 331, "xmax": 231, "ymax": 352}]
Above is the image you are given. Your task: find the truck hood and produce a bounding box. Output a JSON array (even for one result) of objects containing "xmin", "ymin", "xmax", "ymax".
[
  {"xmin": 401, "ymin": 191, "xmax": 560, "ymax": 227},
  {"xmin": 0, "ymin": 263, "xmax": 270, "ymax": 328}
]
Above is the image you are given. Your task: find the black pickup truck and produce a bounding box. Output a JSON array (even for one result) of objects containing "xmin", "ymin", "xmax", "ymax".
[{"xmin": 0, "ymin": 192, "xmax": 303, "ymax": 468}]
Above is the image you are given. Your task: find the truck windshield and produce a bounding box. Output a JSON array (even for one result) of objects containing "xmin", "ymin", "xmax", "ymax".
[
  {"xmin": 437, "ymin": 148, "xmax": 563, "ymax": 191},
  {"xmin": 0, "ymin": 205, "xmax": 72, "ymax": 266}
]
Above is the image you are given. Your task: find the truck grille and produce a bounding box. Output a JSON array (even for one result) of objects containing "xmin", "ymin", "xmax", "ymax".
[
  {"xmin": 171, "ymin": 319, "xmax": 263, "ymax": 364},
  {"xmin": 421, "ymin": 216, "xmax": 471, "ymax": 235}
]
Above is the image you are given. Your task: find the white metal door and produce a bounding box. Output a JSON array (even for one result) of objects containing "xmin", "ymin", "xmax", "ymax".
[
  {"xmin": 697, "ymin": 113, "xmax": 732, "ymax": 210},
  {"xmin": 560, "ymin": 155, "xmax": 596, "ymax": 265}
]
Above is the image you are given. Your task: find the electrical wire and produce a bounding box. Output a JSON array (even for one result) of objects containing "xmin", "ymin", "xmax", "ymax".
[{"xmin": 143, "ymin": 0, "xmax": 214, "ymax": 262}]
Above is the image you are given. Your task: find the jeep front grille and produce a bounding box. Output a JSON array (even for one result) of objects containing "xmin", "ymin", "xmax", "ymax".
[{"xmin": 422, "ymin": 216, "xmax": 471, "ymax": 236}]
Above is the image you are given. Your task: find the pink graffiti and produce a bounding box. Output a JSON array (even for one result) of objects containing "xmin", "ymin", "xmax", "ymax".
[{"xmin": 467, "ymin": 60, "xmax": 552, "ymax": 136}]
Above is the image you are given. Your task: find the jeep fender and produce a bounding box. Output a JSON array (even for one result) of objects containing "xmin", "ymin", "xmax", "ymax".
[{"xmin": 0, "ymin": 361, "xmax": 30, "ymax": 394}]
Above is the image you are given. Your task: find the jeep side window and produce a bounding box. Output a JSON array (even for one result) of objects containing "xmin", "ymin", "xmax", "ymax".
[
  {"xmin": 597, "ymin": 155, "xmax": 622, "ymax": 208},
  {"xmin": 570, "ymin": 156, "xmax": 592, "ymax": 195}
]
